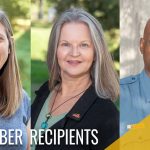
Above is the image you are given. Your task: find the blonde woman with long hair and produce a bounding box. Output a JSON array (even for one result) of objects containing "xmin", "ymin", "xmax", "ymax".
[{"xmin": 0, "ymin": 10, "xmax": 30, "ymax": 150}]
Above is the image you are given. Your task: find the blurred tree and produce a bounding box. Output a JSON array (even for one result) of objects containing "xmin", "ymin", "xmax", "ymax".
[
  {"xmin": 0, "ymin": 0, "xmax": 31, "ymax": 95},
  {"xmin": 48, "ymin": 0, "xmax": 119, "ymax": 30},
  {"xmin": 38, "ymin": 0, "xmax": 44, "ymax": 19},
  {"xmin": 0, "ymin": 0, "xmax": 30, "ymax": 21}
]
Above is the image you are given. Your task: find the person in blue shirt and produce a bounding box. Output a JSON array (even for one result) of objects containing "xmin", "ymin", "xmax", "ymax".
[{"xmin": 120, "ymin": 19, "xmax": 150, "ymax": 136}]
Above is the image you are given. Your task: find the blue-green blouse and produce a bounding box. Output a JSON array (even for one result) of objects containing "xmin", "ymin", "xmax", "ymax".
[{"xmin": 31, "ymin": 92, "xmax": 66, "ymax": 150}]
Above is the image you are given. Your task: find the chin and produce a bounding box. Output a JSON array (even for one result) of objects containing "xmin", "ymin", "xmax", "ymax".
[{"xmin": 63, "ymin": 71, "xmax": 90, "ymax": 78}]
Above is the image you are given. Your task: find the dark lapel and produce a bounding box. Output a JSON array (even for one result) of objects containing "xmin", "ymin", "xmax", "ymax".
[
  {"xmin": 32, "ymin": 82, "xmax": 98, "ymax": 129},
  {"xmin": 67, "ymin": 84, "xmax": 98, "ymax": 121},
  {"xmin": 50, "ymin": 84, "xmax": 98, "ymax": 129}
]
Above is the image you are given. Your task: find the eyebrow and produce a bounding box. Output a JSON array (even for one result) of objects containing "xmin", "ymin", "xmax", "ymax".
[
  {"xmin": 81, "ymin": 40, "xmax": 91, "ymax": 43},
  {"xmin": 59, "ymin": 40, "xmax": 91, "ymax": 43}
]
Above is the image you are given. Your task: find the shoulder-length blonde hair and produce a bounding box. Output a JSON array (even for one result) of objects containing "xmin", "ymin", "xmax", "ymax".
[
  {"xmin": 0, "ymin": 10, "xmax": 22, "ymax": 117},
  {"xmin": 47, "ymin": 8, "xmax": 119, "ymax": 101}
]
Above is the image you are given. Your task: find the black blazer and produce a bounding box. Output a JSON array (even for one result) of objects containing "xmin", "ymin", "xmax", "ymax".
[{"xmin": 32, "ymin": 82, "xmax": 119, "ymax": 150}]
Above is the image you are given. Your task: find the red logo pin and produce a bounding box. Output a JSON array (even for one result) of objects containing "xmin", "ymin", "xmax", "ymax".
[{"xmin": 72, "ymin": 113, "xmax": 80, "ymax": 119}]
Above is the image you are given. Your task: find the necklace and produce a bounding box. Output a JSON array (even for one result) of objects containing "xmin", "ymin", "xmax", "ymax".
[{"xmin": 41, "ymin": 85, "xmax": 88, "ymax": 129}]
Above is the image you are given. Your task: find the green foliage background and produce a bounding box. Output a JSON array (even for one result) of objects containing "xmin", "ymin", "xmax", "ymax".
[
  {"xmin": 0, "ymin": 0, "xmax": 31, "ymax": 96},
  {"xmin": 0, "ymin": 0, "xmax": 119, "ymax": 105},
  {"xmin": 31, "ymin": 0, "xmax": 119, "ymax": 103}
]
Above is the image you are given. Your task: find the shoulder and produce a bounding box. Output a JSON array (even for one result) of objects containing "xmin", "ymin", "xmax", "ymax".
[
  {"xmin": 22, "ymin": 89, "xmax": 30, "ymax": 111},
  {"xmin": 94, "ymin": 97, "xmax": 119, "ymax": 117},
  {"xmin": 90, "ymin": 98, "xmax": 119, "ymax": 148},
  {"xmin": 35, "ymin": 81, "xmax": 49, "ymax": 95},
  {"xmin": 90, "ymin": 97, "xmax": 119, "ymax": 131},
  {"xmin": 32, "ymin": 81, "xmax": 49, "ymax": 105},
  {"xmin": 84, "ymin": 85, "xmax": 118, "ymax": 117},
  {"xmin": 31, "ymin": 81, "xmax": 50, "ymax": 121},
  {"xmin": 86, "ymin": 96, "xmax": 119, "ymax": 126},
  {"xmin": 22, "ymin": 89, "xmax": 30, "ymax": 104},
  {"xmin": 32, "ymin": 81, "xmax": 49, "ymax": 107},
  {"xmin": 82, "ymin": 85, "xmax": 118, "ymax": 117},
  {"xmin": 21, "ymin": 89, "xmax": 31, "ymax": 125},
  {"xmin": 120, "ymin": 73, "xmax": 140, "ymax": 85}
]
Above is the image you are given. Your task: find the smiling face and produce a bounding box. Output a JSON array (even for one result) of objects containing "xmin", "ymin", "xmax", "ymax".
[
  {"xmin": 0, "ymin": 22, "xmax": 9, "ymax": 70},
  {"xmin": 140, "ymin": 19, "xmax": 150, "ymax": 76},
  {"xmin": 57, "ymin": 22, "xmax": 94, "ymax": 79}
]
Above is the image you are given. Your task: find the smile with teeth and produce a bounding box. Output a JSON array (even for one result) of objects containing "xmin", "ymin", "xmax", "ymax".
[{"xmin": 67, "ymin": 60, "xmax": 82, "ymax": 66}]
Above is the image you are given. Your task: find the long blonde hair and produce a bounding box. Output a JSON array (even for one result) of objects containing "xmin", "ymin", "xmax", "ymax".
[
  {"xmin": 0, "ymin": 10, "xmax": 22, "ymax": 117},
  {"xmin": 47, "ymin": 8, "xmax": 119, "ymax": 101}
]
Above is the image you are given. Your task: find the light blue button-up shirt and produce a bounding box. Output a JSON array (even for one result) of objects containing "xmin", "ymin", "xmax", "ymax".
[{"xmin": 120, "ymin": 70, "xmax": 150, "ymax": 136}]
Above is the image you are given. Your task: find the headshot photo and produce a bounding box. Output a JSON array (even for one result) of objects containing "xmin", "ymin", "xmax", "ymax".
[
  {"xmin": 0, "ymin": 10, "xmax": 30, "ymax": 150},
  {"xmin": 1, "ymin": 0, "xmax": 150, "ymax": 149},
  {"xmin": 120, "ymin": 0, "xmax": 150, "ymax": 136},
  {"xmin": 0, "ymin": 1, "xmax": 30, "ymax": 150},
  {"xmin": 31, "ymin": 4, "xmax": 119, "ymax": 150}
]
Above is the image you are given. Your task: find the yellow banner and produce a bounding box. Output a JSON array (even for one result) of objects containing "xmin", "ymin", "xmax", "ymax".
[{"xmin": 106, "ymin": 115, "xmax": 150, "ymax": 150}]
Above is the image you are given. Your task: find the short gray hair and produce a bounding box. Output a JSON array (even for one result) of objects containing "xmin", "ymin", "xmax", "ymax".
[{"xmin": 47, "ymin": 8, "xmax": 119, "ymax": 101}]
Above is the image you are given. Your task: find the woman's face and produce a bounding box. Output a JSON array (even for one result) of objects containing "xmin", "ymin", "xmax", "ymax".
[
  {"xmin": 57, "ymin": 22, "xmax": 94, "ymax": 79},
  {"xmin": 0, "ymin": 23, "xmax": 9, "ymax": 70}
]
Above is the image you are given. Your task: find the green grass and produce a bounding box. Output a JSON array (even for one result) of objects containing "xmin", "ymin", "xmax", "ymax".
[
  {"xmin": 31, "ymin": 27, "xmax": 51, "ymax": 61},
  {"xmin": 31, "ymin": 59, "xmax": 48, "ymax": 83},
  {"xmin": 31, "ymin": 25, "xmax": 51, "ymax": 101},
  {"xmin": 31, "ymin": 59, "xmax": 49, "ymax": 102},
  {"xmin": 15, "ymin": 27, "xmax": 31, "ymax": 96}
]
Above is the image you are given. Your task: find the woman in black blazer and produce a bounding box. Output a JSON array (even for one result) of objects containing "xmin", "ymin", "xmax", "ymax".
[{"xmin": 32, "ymin": 8, "xmax": 119, "ymax": 150}]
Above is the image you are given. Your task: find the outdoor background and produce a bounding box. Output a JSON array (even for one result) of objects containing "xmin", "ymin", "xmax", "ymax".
[
  {"xmin": 31, "ymin": 0, "xmax": 120, "ymax": 104},
  {"xmin": 0, "ymin": 0, "xmax": 31, "ymax": 96},
  {"xmin": 120, "ymin": 0, "xmax": 150, "ymax": 78}
]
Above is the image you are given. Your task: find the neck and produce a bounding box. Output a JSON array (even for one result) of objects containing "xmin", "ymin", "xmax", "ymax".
[{"xmin": 60, "ymin": 74, "xmax": 92, "ymax": 97}]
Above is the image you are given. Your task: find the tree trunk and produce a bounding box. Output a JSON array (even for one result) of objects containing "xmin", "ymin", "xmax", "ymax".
[
  {"xmin": 38, "ymin": 0, "xmax": 43, "ymax": 19},
  {"xmin": 120, "ymin": 0, "xmax": 150, "ymax": 78}
]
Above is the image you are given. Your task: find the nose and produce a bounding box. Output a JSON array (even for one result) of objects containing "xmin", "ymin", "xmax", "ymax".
[{"xmin": 70, "ymin": 45, "xmax": 80, "ymax": 57}]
